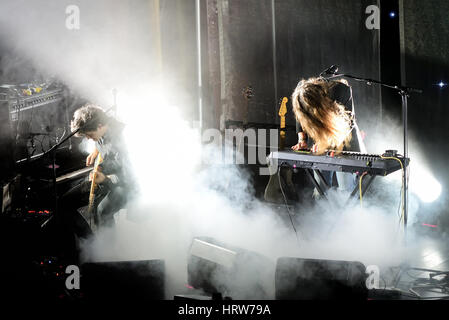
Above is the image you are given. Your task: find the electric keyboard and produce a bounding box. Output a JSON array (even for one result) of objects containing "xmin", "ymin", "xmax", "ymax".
[{"xmin": 267, "ymin": 150, "xmax": 409, "ymax": 176}]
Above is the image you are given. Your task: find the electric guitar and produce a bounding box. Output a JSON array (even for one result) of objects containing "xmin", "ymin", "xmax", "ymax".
[
  {"xmin": 83, "ymin": 152, "xmax": 103, "ymax": 232},
  {"xmin": 279, "ymin": 97, "xmax": 288, "ymax": 151},
  {"xmin": 264, "ymin": 97, "xmax": 298, "ymax": 204}
]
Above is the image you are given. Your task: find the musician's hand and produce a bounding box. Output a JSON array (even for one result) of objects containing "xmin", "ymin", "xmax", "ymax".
[
  {"xmin": 86, "ymin": 148, "xmax": 99, "ymax": 167},
  {"xmin": 291, "ymin": 141, "xmax": 308, "ymax": 151},
  {"xmin": 89, "ymin": 171, "xmax": 106, "ymax": 184},
  {"xmin": 292, "ymin": 132, "xmax": 308, "ymax": 151}
]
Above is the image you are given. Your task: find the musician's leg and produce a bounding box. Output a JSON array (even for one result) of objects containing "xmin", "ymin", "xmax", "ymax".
[
  {"xmin": 335, "ymin": 172, "xmax": 357, "ymax": 193},
  {"xmin": 313, "ymin": 170, "xmax": 333, "ymax": 198},
  {"xmin": 97, "ymin": 186, "xmax": 127, "ymax": 228},
  {"xmin": 59, "ymin": 182, "xmax": 93, "ymax": 239},
  {"xmin": 57, "ymin": 182, "xmax": 93, "ymax": 263}
]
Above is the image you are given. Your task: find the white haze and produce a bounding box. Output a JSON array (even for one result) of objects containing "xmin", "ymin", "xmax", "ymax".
[{"xmin": 0, "ymin": 0, "xmax": 443, "ymax": 299}]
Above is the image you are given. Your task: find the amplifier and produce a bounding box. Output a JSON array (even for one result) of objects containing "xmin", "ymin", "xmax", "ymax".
[
  {"xmin": 81, "ymin": 260, "xmax": 166, "ymax": 301},
  {"xmin": 0, "ymin": 85, "xmax": 68, "ymax": 164}
]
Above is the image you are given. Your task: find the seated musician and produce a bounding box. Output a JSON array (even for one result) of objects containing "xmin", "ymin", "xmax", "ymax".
[
  {"xmin": 59, "ymin": 104, "xmax": 133, "ymax": 261},
  {"xmin": 291, "ymin": 77, "xmax": 366, "ymax": 193}
]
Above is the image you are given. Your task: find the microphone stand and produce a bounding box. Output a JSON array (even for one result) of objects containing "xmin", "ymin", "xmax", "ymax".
[{"xmin": 324, "ymin": 71, "xmax": 422, "ymax": 238}]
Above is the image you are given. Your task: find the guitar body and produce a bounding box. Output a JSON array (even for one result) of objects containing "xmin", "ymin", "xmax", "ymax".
[{"xmin": 264, "ymin": 165, "xmax": 298, "ymax": 204}]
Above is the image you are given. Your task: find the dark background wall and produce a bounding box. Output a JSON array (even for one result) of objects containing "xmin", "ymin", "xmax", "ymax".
[
  {"xmin": 275, "ymin": 0, "xmax": 381, "ymax": 147},
  {"xmin": 401, "ymin": 0, "xmax": 449, "ymax": 182},
  {"xmin": 204, "ymin": 0, "xmax": 381, "ymax": 148},
  {"xmin": 399, "ymin": 0, "xmax": 449, "ymax": 223}
]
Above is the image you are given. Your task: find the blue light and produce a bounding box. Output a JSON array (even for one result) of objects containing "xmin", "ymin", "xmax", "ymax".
[
  {"xmin": 438, "ymin": 81, "xmax": 447, "ymax": 88},
  {"xmin": 389, "ymin": 12, "xmax": 396, "ymax": 18}
]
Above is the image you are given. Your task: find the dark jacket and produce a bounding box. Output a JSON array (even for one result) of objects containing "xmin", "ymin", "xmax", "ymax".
[{"xmin": 95, "ymin": 119, "xmax": 136, "ymax": 194}]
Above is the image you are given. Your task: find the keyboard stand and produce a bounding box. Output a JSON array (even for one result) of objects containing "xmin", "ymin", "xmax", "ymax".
[
  {"xmin": 304, "ymin": 169, "xmax": 377, "ymax": 206},
  {"xmin": 346, "ymin": 174, "xmax": 376, "ymax": 205},
  {"xmin": 304, "ymin": 169, "xmax": 329, "ymax": 199}
]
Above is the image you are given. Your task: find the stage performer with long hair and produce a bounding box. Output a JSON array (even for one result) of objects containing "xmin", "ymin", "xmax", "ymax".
[{"xmin": 291, "ymin": 77, "xmax": 366, "ymax": 193}]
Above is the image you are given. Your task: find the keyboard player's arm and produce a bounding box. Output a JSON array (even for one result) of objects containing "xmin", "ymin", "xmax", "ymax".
[{"xmin": 291, "ymin": 122, "xmax": 308, "ymax": 151}]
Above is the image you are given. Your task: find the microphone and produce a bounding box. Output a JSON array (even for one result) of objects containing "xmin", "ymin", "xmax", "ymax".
[{"xmin": 320, "ymin": 65, "xmax": 339, "ymax": 77}]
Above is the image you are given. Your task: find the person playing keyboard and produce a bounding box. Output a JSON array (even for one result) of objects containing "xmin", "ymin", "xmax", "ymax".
[{"xmin": 291, "ymin": 77, "xmax": 366, "ymax": 193}]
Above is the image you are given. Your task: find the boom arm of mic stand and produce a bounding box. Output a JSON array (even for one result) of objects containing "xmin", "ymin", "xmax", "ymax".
[{"xmin": 325, "ymin": 73, "xmax": 423, "ymax": 94}]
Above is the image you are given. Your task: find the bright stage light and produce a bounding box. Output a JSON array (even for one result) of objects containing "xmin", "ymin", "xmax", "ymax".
[
  {"xmin": 115, "ymin": 83, "xmax": 202, "ymax": 205},
  {"xmin": 384, "ymin": 153, "xmax": 442, "ymax": 204},
  {"xmin": 409, "ymin": 164, "xmax": 442, "ymax": 203}
]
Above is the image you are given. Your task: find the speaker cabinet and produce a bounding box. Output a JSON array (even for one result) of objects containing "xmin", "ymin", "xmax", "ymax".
[
  {"xmin": 275, "ymin": 257, "xmax": 368, "ymax": 300},
  {"xmin": 81, "ymin": 260, "xmax": 165, "ymax": 301},
  {"xmin": 187, "ymin": 237, "xmax": 275, "ymax": 299}
]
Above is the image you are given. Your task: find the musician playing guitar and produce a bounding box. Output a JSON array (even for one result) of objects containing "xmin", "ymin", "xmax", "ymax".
[{"xmin": 58, "ymin": 104, "xmax": 134, "ymax": 262}]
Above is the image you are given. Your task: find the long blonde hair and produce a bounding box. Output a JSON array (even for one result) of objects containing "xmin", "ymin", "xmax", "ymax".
[{"xmin": 292, "ymin": 77, "xmax": 353, "ymax": 154}]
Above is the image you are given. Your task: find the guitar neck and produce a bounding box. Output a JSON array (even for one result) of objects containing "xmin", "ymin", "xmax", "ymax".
[
  {"xmin": 278, "ymin": 97, "xmax": 288, "ymax": 150},
  {"xmin": 87, "ymin": 153, "xmax": 103, "ymax": 213}
]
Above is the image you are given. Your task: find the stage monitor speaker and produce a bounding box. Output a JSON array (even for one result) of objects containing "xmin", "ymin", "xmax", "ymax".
[
  {"xmin": 275, "ymin": 257, "xmax": 368, "ymax": 300},
  {"xmin": 187, "ymin": 237, "xmax": 275, "ymax": 299},
  {"xmin": 81, "ymin": 259, "xmax": 165, "ymax": 301}
]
